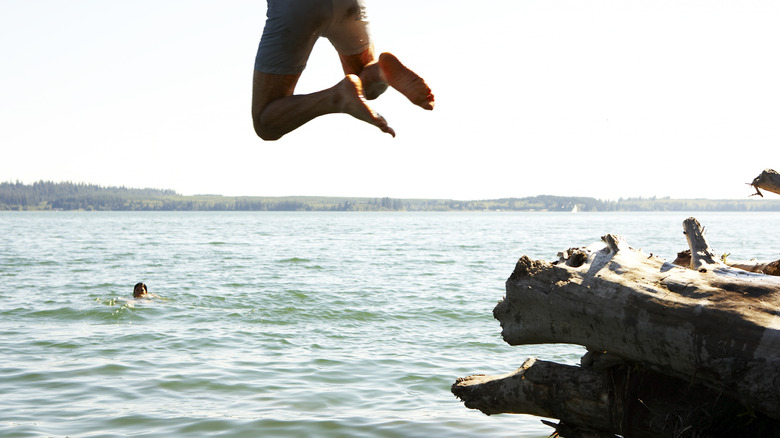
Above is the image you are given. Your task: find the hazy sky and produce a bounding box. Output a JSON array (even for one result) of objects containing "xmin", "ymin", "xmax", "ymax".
[{"xmin": 2, "ymin": 0, "xmax": 779, "ymax": 200}]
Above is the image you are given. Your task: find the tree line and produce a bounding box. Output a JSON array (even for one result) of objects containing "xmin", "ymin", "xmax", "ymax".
[{"xmin": 2, "ymin": 181, "xmax": 780, "ymax": 212}]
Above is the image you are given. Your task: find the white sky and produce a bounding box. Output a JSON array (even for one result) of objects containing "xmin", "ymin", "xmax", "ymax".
[{"xmin": 2, "ymin": 0, "xmax": 779, "ymax": 200}]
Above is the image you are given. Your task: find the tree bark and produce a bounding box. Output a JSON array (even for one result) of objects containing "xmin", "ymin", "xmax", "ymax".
[
  {"xmin": 453, "ymin": 358, "xmax": 616, "ymax": 432},
  {"xmin": 453, "ymin": 217, "xmax": 780, "ymax": 435},
  {"xmin": 750, "ymin": 168, "xmax": 780, "ymax": 197},
  {"xmin": 453, "ymin": 356, "xmax": 778, "ymax": 437}
]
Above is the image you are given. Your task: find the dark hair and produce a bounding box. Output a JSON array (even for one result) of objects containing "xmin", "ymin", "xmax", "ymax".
[{"xmin": 133, "ymin": 282, "xmax": 148, "ymax": 298}]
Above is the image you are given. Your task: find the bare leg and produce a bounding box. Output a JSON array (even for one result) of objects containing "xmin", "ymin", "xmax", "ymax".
[
  {"xmin": 339, "ymin": 46, "xmax": 388, "ymax": 101},
  {"xmin": 252, "ymin": 71, "xmax": 394, "ymax": 140},
  {"xmin": 341, "ymin": 49, "xmax": 434, "ymax": 109}
]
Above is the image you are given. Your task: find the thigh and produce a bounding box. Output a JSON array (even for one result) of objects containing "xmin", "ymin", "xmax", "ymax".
[
  {"xmin": 325, "ymin": 0, "xmax": 372, "ymax": 57},
  {"xmin": 251, "ymin": 71, "xmax": 301, "ymax": 120},
  {"xmin": 255, "ymin": 0, "xmax": 331, "ymax": 75}
]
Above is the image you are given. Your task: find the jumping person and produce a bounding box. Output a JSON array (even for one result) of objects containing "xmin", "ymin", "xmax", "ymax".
[{"xmin": 251, "ymin": 0, "xmax": 434, "ymax": 140}]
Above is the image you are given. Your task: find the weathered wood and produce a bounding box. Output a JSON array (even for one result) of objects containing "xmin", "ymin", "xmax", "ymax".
[
  {"xmin": 682, "ymin": 216, "xmax": 718, "ymax": 269},
  {"xmin": 729, "ymin": 258, "xmax": 780, "ymax": 276},
  {"xmin": 750, "ymin": 168, "xmax": 780, "ymax": 197},
  {"xmin": 452, "ymin": 358, "xmax": 615, "ymax": 431},
  {"xmin": 673, "ymin": 250, "xmax": 780, "ymax": 276},
  {"xmin": 674, "ymin": 213, "xmax": 780, "ymax": 275},
  {"xmin": 489, "ymin": 218, "xmax": 780, "ymax": 420},
  {"xmin": 452, "ymin": 356, "xmax": 779, "ymax": 437}
]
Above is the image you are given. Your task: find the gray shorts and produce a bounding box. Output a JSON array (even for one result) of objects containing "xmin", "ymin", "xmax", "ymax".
[{"xmin": 254, "ymin": 0, "xmax": 372, "ymax": 75}]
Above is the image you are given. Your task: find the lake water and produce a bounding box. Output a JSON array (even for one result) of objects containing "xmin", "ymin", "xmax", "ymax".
[{"xmin": 1, "ymin": 211, "xmax": 779, "ymax": 437}]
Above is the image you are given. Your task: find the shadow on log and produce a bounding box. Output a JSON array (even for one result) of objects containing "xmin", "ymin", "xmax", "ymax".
[
  {"xmin": 452, "ymin": 218, "xmax": 780, "ymax": 437},
  {"xmin": 453, "ymin": 358, "xmax": 778, "ymax": 437}
]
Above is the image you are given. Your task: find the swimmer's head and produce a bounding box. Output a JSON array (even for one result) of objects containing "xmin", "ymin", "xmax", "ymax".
[{"xmin": 133, "ymin": 282, "xmax": 148, "ymax": 298}]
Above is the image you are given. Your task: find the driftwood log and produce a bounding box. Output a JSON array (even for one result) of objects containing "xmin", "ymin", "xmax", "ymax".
[
  {"xmin": 673, "ymin": 250, "xmax": 780, "ymax": 276},
  {"xmin": 453, "ymin": 218, "xmax": 780, "ymax": 437},
  {"xmin": 750, "ymin": 168, "xmax": 780, "ymax": 197}
]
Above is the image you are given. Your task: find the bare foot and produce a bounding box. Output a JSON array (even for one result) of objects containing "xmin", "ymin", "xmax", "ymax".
[
  {"xmin": 337, "ymin": 75, "xmax": 395, "ymax": 137},
  {"xmin": 378, "ymin": 52, "xmax": 435, "ymax": 110}
]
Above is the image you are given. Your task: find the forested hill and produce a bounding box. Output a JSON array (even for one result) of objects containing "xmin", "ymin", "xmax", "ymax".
[
  {"xmin": 1, "ymin": 181, "xmax": 178, "ymax": 210},
  {"xmin": 2, "ymin": 181, "xmax": 780, "ymax": 212}
]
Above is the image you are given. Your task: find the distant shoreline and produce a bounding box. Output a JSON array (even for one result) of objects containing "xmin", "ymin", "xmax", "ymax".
[{"xmin": 2, "ymin": 181, "xmax": 780, "ymax": 212}]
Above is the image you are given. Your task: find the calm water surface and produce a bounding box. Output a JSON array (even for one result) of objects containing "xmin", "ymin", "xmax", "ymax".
[{"xmin": 1, "ymin": 211, "xmax": 778, "ymax": 437}]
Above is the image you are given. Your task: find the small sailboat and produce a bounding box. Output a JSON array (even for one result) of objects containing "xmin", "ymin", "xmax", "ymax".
[{"xmin": 571, "ymin": 204, "xmax": 578, "ymax": 213}]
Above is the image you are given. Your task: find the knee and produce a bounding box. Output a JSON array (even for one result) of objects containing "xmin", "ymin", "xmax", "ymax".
[{"xmin": 252, "ymin": 115, "xmax": 282, "ymax": 141}]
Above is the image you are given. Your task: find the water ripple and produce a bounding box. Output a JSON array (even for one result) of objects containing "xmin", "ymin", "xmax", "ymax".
[{"xmin": 2, "ymin": 211, "xmax": 776, "ymax": 437}]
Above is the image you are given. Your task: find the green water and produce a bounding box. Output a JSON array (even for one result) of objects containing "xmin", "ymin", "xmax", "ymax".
[{"xmin": 1, "ymin": 211, "xmax": 778, "ymax": 437}]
